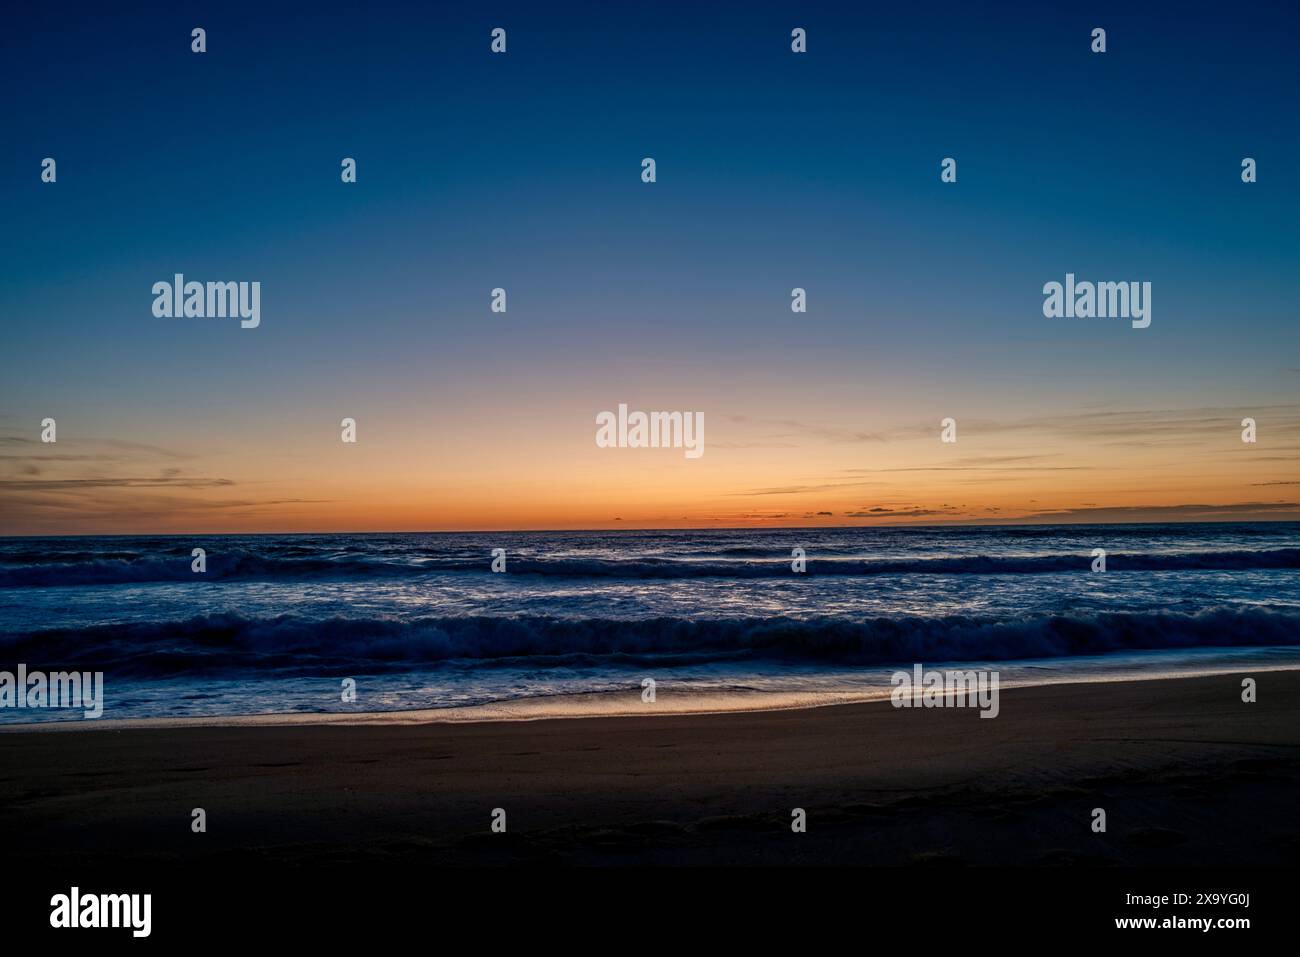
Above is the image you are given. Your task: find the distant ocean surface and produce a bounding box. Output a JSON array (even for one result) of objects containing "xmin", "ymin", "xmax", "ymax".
[{"xmin": 2, "ymin": 523, "xmax": 1299, "ymax": 723}]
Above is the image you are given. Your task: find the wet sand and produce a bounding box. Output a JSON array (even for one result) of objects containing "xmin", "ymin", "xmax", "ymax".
[{"xmin": 1, "ymin": 672, "xmax": 1296, "ymax": 867}]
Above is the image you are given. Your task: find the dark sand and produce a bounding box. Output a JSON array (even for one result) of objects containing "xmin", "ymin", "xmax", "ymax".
[{"xmin": 1, "ymin": 672, "xmax": 1296, "ymax": 867}]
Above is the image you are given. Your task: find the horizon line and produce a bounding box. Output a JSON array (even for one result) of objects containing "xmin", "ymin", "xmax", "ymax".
[{"xmin": 4, "ymin": 517, "xmax": 1300, "ymax": 539}]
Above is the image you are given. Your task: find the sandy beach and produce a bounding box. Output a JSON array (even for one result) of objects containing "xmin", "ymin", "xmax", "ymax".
[{"xmin": 1, "ymin": 670, "xmax": 1296, "ymax": 868}]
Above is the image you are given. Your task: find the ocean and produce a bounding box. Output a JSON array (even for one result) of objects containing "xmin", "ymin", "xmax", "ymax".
[{"xmin": 2, "ymin": 523, "xmax": 1299, "ymax": 723}]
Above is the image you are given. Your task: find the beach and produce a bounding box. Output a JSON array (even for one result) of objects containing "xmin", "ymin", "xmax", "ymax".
[
  {"xmin": 6, "ymin": 0, "xmax": 1298, "ymax": 936},
  {"xmin": 3, "ymin": 671, "xmax": 1295, "ymax": 868}
]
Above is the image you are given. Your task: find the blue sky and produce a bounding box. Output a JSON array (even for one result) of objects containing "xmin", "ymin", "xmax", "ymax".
[{"xmin": 2, "ymin": 0, "xmax": 1298, "ymax": 532}]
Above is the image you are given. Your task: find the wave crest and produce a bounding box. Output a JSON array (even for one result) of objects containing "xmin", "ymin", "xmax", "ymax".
[
  {"xmin": 4, "ymin": 607, "xmax": 1297, "ymax": 676},
  {"xmin": 3, "ymin": 548, "xmax": 1298, "ymax": 587}
]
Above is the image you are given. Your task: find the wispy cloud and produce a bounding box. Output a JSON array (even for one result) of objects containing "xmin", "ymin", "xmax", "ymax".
[
  {"xmin": 723, "ymin": 405, "xmax": 1300, "ymax": 451},
  {"xmin": 843, "ymin": 507, "xmax": 961, "ymax": 518},
  {"xmin": 0, "ymin": 476, "xmax": 235, "ymax": 491},
  {"xmin": 1021, "ymin": 502, "xmax": 1300, "ymax": 521}
]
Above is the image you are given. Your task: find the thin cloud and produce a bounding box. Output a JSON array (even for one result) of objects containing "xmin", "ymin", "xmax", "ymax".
[
  {"xmin": 0, "ymin": 477, "xmax": 235, "ymax": 491},
  {"xmin": 1023, "ymin": 502, "xmax": 1300, "ymax": 521}
]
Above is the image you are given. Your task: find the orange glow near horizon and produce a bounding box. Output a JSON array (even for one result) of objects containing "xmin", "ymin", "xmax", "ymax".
[{"xmin": 5, "ymin": 401, "xmax": 1299, "ymax": 535}]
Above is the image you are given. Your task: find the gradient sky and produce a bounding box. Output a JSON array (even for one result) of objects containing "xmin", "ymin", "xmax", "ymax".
[{"xmin": 2, "ymin": 0, "xmax": 1298, "ymax": 534}]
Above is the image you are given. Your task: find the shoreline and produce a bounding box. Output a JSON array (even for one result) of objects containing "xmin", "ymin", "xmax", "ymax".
[{"xmin": 4, "ymin": 661, "xmax": 1299, "ymax": 733}]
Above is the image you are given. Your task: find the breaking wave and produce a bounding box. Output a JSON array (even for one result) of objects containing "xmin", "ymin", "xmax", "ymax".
[{"xmin": 4, "ymin": 607, "xmax": 1297, "ymax": 676}]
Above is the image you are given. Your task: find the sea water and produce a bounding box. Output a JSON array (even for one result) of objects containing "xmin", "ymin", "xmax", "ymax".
[{"xmin": 1, "ymin": 523, "xmax": 1297, "ymax": 723}]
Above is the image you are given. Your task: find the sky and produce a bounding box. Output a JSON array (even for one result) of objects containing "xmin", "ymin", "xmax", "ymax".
[{"xmin": 2, "ymin": 0, "xmax": 1298, "ymax": 534}]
